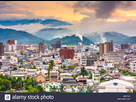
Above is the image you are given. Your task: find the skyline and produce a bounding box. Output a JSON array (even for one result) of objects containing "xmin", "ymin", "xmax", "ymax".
[{"xmin": 0, "ymin": 1, "xmax": 136, "ymax": 40}]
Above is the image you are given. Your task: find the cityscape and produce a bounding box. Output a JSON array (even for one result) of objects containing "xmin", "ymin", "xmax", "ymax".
[{"xmin": 0, "ymin": 1, "xmax": 136, "ymax": 94}]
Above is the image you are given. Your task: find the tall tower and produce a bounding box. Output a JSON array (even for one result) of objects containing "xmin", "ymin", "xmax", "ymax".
[
  {"xmin": 0, "ymin": 42, "xmax": 4, "ymax": 56},
  {"xmin": 99, "ymin": 40, "xmax": 113, "ymax": 55}
]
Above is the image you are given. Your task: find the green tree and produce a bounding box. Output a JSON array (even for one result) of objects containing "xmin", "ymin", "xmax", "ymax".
[
  {"xmin": 28, "ymin": 85, "xmax": 38, "ymax": 93},
  {"xmin": 2, "ymin": 79, "xmax": 11, "ymax": 90},
  {"xmin": 68, "ymin": 65, "xmax": 75, "ymax": 69},
  {"xmin": 87, "ymin": 86, "xmax": 92, "ymax": 93},
  {"xmin": 47, "ymin": 67, "xmax": 50, "ymax": 80},
  {"xmin": 0, "ymin": 74, "xmax": 3, "ymax": 79},
  {"xmin": 127, "ymin": 89, "xmax": 133, "ymax": 93},
  {"xmin": 124, "ymin": 73, "xmax": 128, "ymax": 75},
  {"xmin": 72, "ymin": 75, "xmax": 76, "ymax": 80},
  {"xmin": 80, "ymin": 66, "xmax": 88, "ymax": 78},
  {"xmin": 13, "ymin": 67, "xmax": 17, "ymax": 71},
  {"xmin": 60, "ymin": 84, "xmax": 64, "ymax": 93},
  {"xmin": 23, "ymin": 66, "xmax": 26, "ymax": 68},
  {"xmin": 49, "ymin": 60, "xmax": 55, "ymax": 70},
  {"xmin": 43, "ymin": 61, "xmax": 46, "ymax": 64},
  {"xmin": 62, "ymin": 65, "xmax": 66, "ymax": 69},
  {"xmin": 19, "ymin": 65, "xmax": 21, "ymax": 68},
  {"xmin": 96, "ymin": 52, "xmax": 99, "ymax": 55},
  {"xmin": 36, "ymin": 85, "xmax": 43, "ymax": 92},
  {"xmin": 88, "ymin": 72, "xmax": 92, "ymax": 79},
  {"xmin": 0, "ymin": 78, "xmax": 3, "ymax": 86},
  {"xmin": 31, "ymin": 66, "xmax": 38, "ymax": 71},
  {"xmin": 133, "ymin": 90, "xmax": 136, "ymax": 93},
  {"xmin": 100, "ymin": 77, "xmax": 106, "ymax": 82},
  {"xmin": 11, "ymin": 78, "xmax": 17, "ymax": 89},
  {"xmin": 99, "ymin": 70, "xmax": 106, "ymax": 75}
]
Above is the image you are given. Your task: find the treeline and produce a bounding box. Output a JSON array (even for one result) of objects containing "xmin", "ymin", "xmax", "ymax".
[{"xmin": 0, "ymin": 74, "xmax": 39, "ymax": 93}]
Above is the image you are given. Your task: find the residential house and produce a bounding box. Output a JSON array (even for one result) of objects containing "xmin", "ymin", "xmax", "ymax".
[
  {"xmin": 62, "ymin": 77, "xmax": 79, "ymax": 92},
  {"xmin": 35, "ymin": 71, "xmax": 46, "ymax": 84},
  {"xmin": 50, "ymin": 70, "xmax": 58, "ymax": 82},
  {"xmin": 42, "ymin": 81, "xmax": 61, "ymax": 92},
  {"xmin": 60, "ymin": 73, "xmax": 72, "ymax": 80}
]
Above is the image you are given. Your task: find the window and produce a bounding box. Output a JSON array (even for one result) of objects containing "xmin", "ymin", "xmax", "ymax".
[
  {"xmin": 43, "ymin": 78, "xmax": 44, "ymax": 80},
  {"xmin": 40, "ymin": 77, "xmax": 41, "ymax": 80}
]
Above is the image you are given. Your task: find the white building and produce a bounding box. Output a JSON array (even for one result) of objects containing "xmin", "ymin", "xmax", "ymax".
[
  {"xmin": 5, "ymin": 44, "xmax": 16, "ymax": 52},
  {"xmin": 80, "ymin": 55, "xmax": 87, "ymax": 66},
  {"xmin": 130, "ymin": 61, "xmax": 136, "ymax": 73},
  {"xmin": 98, "ymin": 79, "xmax": 134, "ymax": 93}
]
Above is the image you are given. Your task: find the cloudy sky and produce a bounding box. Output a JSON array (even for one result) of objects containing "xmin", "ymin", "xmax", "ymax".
[{"xmin": 0, "ymin": 1, "xmax": 136, "ymax": 40}]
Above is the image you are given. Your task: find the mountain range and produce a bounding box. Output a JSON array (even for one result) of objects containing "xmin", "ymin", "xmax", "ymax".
[
  {"xmin": 0, "ymin": 28, "xmax": 136, "ymax": 45},
  {"xmin": 83, "ymin": 32, "xmax": 129, "ymax": 44},
  {"xmin": 0, "ymin": 28, "xmax": 93, "ymax": 45}
]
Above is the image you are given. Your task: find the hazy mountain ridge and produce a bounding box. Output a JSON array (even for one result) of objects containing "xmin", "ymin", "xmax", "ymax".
[
  {"xmin": 84, "ymin": 32, "xmax": 129, "ymax": 44},
  {"xmin": 0, "ymin": 28, "xmax": 94, "ymax": 45},
  {"xmin": 0, "ymin": 28, "xmax": 135, "ymax": 45}
]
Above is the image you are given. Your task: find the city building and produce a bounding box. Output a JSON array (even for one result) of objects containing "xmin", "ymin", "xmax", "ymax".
[
  {"xmin": 80, "ymin": 55, "xmax": 87, "ymax": 66},
  {"xmin": 7, "ymin": 40, "xmax": 15, "ymax": 45},
  {"xmin": 53, "ymin": 40, "xmax": 61, "ymax": 49},
  {"xmin": 98, "ymin": 79, "xmax": 134, "ymax": 93},
  {"xmin": 121, "ymin": 43, "xmax": 131, "ymax": 50},
  {"xmin": 50, "ymin": 70, "xmax": 58, "ymax": 82},
  {"xmin": 106, "ymin": 51, "xmax": 124, "ymax": 61},
  {"xmin": 92, "ymin": 70, "xmax": 100, "ymax": 83},
  {"xmin": 99, "ymin": 40, "xmax": 113, "ymax": 55},
  {"xmin": 86, "ymin": 56, "xmax": 98, "ymax": 66},
  {"xmin": 60, "ymin": 47, "xmax": 74, "ymax": 59},
  {"xmin": 0, "ymin": 42, "xmax": 4, "ymax": 56},
  {"xmin": 38, "ymin": 40, "xmax": 45, "ymax": 53},
  {"xmin": 5, "ymin": 44, "xmax": 16, "ymax": 52},
  {"xmin": 130, "ymin": 61, "xmax": 136, "ymax": 73}
]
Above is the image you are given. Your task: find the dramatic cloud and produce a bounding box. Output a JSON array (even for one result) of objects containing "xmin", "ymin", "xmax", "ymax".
[
  {"xmin": 72, "ymin": 1, "xmax": 134, "ymax": 18},
  {"xmin": 0, "ymin": 1, "xmax": 12, "ymax": 9}
]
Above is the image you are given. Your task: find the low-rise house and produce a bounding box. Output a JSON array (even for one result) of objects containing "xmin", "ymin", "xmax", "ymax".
[
  {"xmin": 42, "ymin": 81, "xmax": 61, "ymax": 92},
  {"xmin": 63, "ymin": 67, "xmax": 71, "ymax": 73},
  {"xmin": 100, "ymin": 73, "xmax": 114, "ymax": 81},
  {"xmin": 76, "ymin": 76, "xmax": 87, "ymax": 84},
  {"xmin": 35, "ymin": 71, "xmax": 46, "ymax": 84},
  {"xmin": 98, "ymin": 79, "xmax": 134, "ymax": 93},
  {"xmin": 60, "ymin": 73, "xmax": 72, "ymax": 80},
  {"xmin": 62, "ymin": 77, "xmax": 79, "ymax": 92},
  {"xmin": 10, "ymin": 56, "xmax": 18, "ymax": 63},
  {"xmin": 50, "ymin": 70, "xmax": 58, "ymax": 82},
  {"xmin": 11, "ymin": 70, "xmax": 27, "ymax": 80}
]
